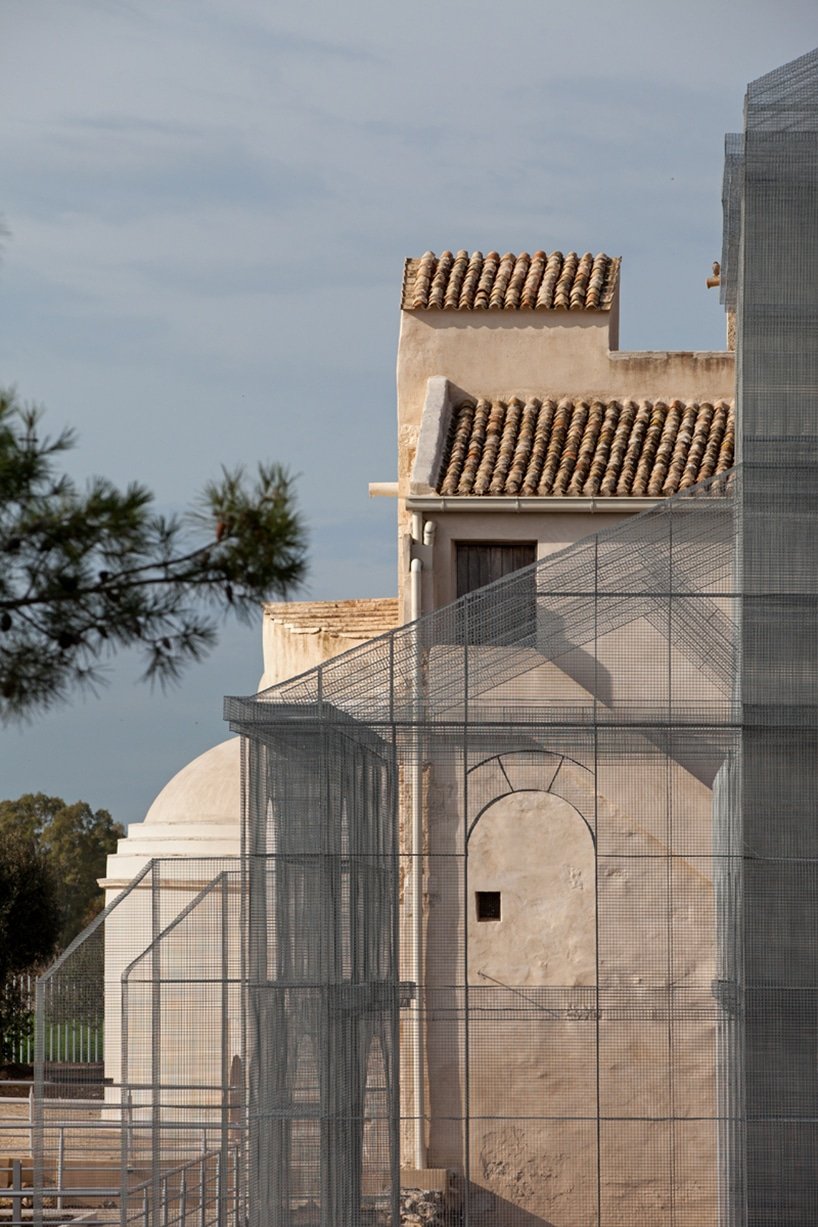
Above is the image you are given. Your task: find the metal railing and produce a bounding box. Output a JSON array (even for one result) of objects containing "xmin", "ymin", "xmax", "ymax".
[
  {"xmin": 128, "ymin": 1142, "xmax": 241, "ymax": 1227},
  {"xmin": 1, "ymin": 1112, "xmax": 242, "ymax": 1227},
  {"xmin": 2, "ymin": 974, "xmax": 103, "ymax": 1067}
]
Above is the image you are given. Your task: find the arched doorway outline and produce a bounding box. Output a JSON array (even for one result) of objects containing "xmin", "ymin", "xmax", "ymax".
[
  {"xmin": 460, "ymin": 746, "xmax": 602, "ymax": 1225},
  {"xmin": 465, "ymin": 748, "xmax": 597, "ymax": 847}
]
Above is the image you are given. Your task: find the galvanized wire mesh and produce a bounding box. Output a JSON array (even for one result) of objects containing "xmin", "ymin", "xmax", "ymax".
[
  {"xmin": 735, "ymin": 45, "xmax": 818, "ymax": 1227},
  {"xmin": 28, "ymin": 45, "xmax": 818, "ymax": 1227},
  {"xmin": 32, "ymin": 858, "xmax": 242, "ymax": 1227},
  {"xmin": 226, "ymin": 468, "xmax": 741, "ymax": 1227},
  {"xmin": 223, "ymin": 49, "xmax": 818, "ymax": 1226}
]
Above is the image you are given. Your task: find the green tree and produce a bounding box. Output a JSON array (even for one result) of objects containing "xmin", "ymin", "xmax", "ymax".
[
  {"xmin": 0, "ymin": 832, "xmax": 60, "ymax": 1061},
  {"xmin": 0, "ymin": 793, "xmax": 125, "ymax": 948},
  {"xmin": 0, "ymin": 388, "xmax": 307, "ymax": 721}
]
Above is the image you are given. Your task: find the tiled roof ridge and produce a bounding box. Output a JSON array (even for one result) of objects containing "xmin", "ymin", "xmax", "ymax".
[
  {"xmin": 438, "ymin": 396, "xmax": 735, "ymax": 497},
  {"xmin": 402, "ymin": 250, "xmax": 620, "ymax": 311}
]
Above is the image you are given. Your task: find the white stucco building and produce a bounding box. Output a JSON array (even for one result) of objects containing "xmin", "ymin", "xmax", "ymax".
[
  {"xmin": 101, "ymin": 248, "xmax": 735, "ymax": 1223},
  {"xmin": 105, "ymin": 249, "xmax": 733, "ymax": 893}
]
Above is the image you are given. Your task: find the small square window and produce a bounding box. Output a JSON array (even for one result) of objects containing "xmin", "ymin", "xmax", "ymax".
[{"xmin": 476, "ymin": 891, "xmax": 501, "ymax": 922}]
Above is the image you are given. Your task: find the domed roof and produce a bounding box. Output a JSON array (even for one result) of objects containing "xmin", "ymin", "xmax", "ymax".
[{"xmin": 144, "ymin": 737, "xmax": 241, "ymax": 827}]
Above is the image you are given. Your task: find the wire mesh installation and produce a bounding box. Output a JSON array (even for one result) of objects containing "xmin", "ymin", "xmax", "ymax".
[
  {"xmin": 223, "ymin": 49, "xmax": 818, "ymax": 1227},
  {"xmin": 26, "ymin": 44, "xmax": 818, "ymax": 1227},
  {"xmin": 734, "ymin": 45, "xmax": 818, "ymax": 1227},
  {"xmin": 225, "ymin": 468, "xmax": 742, "ymax": 1227},
  {"xmin": 32, "ymin": 858, "xmax": 243, "ymax": 1227}
]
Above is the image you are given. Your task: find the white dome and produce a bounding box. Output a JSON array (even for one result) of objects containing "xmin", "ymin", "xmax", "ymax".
[
  {"xmin": 144, "ymin": 737, "xmax": 241, "ymax": 827},
  {"xmin": 103, "ymin": 738, "xmax": 241, "ymax": 887}
]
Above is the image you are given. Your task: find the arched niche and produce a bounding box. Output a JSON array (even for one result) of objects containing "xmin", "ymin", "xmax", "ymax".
[{"xmin": 467, "ymin": 790, "xmax": 596, "ymax": 988}]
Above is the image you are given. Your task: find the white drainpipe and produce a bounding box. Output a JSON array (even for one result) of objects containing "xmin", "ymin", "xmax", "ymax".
[{"xmin": 409, "ymin": 513, "xmax": 426, "ymax": 1169}]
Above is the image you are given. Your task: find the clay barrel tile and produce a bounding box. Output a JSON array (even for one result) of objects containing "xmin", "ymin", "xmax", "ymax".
[
  {"xmin": 489, "ymin": 252, "xmax": 517, "ymax": 310},
  {"xmin": 600, "ymin": 400, "xmax": 636, "ymax": 495},
  {"xmin": 647, "ymin": 399, "xmax": 684, "ymax": 496},
  {"xmin": 403, "ymin": 248, "xmax": 619, "ymax": 310},
  {"xmin": 553, "ymin": 252, "xmax": 579, "ymax": 309},
  {"xmin": 616, "ymin": 400, "xmax": 652, "ymax": 495},
  {"xmin": 474, "ymin": 399, "xmax": 507, "ymax": 494},
  {"xmin": 504, "ymin": 253, "xmax": 531, "ymax": 309},
  {"xmin": 632, "ymin": 400, "xmax": 668, "ymax": 496},
  {"xmin": 715, "ymin": 402, "xmax": 735, "ymax": 473},
  {"xmin": 411, "ymin": 251, "xmax": 437, "ymax": 308},
  {"xmin": 522, "ymin": 398, "xmax": 555, "ymax": 493},
  {"xmin": 458, "ymin": 251, "xmax": 484, "ymax": 309},
  {"xmin": 662, "ymin": 402, "xmax": 699, "ymax": 495},
  {"xmin": 439, "ymin": 399, "xmax": 476, "ymax": 495},
  {"xmin": 520, "ymin": 251, "xmax": 547, "ymax": 308},
  {"xmin": 583, "ymin": 400, "xmax": 620, "ymax": 496},
  {"xmin": 553, "ymin": 399, "xmax": 589, "ymax": 495},
  {"xmin": 427, "ymin": 251, "xmax": 454, "ymax": 309},
  {"xmin": 603, "ymin": 256, "xmax": 621, "ymax": 308},
  {"xmin": 537, "ymin": 251, "xmax": 564, "ymax": 309},
  {"xmin": 697, "ymin": 402, "xmax": 728, "ymax": 481},
  {"xmin": 678, "ymin": 402, "xmax": 714, "ymax": 490},
  {"xmin": 569, "ymin": 252, "xmax": 594, "ymax": 310},
  {"xmin": 538, "ymin": 397, "xmax": 571, "ymax": 493},
  {"xmin": 568, "ymin": 398, "xmax": 605, "ymax": 493},
  {"xmin": 474, "ymin": 251, "xmax": 500, "ymax": 310},
  {"xmin": 585, "ymin": 253, "xmax": 610, "ymax": 309},
  {"xmin": 444, "ymin": 249, "xmax": 470, "ymax": 309},
  {"xmin": 507, "ymin": 397, "xmax": 541, "ymax": 494},
  {"xmin": 437, "ymin": 393, "xmax": 732, "ymax": 500},
  {"xmin": 490, "ymin": 397, "xmax": 524, "ymax": 493},
  {"xmin": 458, "ymin": 397, "xmax": 491, "ymax": 493}
]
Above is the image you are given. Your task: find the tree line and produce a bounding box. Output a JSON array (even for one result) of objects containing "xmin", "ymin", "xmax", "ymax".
[{"xmin": 0, "ymin": 793, "xmax": 124, "ymax": 1063}]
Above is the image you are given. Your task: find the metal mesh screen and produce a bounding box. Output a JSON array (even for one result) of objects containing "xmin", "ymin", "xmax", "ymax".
[
  {"xmin": 224, "ymin": 50, "xmax": 818, "ymax": 1224},
  {"xmin": 32, "ymin": 858, "xmax": 243, "ymax": 1227},
  {"xmin": 226, "ymin": 468, "xmax": 742, "ymax": 1227},
  {"xmin": 240, "ymin": 718, "xmax": 400, "ymax": 1227},
  {"xmin": 28, "ymin": 45, "xmax": 818, "ymax": 1227},
  {"xmin": 736, "ymin": 45, "xmax": 818, "ymax": 1227}
]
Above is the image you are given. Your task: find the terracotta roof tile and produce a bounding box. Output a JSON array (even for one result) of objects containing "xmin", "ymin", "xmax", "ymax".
[
  {"xmin": 438, "ymin": 397, "xmax": 735, "ymax": 497},
  {"xmin": 402, "ymin": 250, "xmax": 620, "ymax": 311}
]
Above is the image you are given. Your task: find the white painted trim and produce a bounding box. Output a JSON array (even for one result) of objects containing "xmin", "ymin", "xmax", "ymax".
[{"xmin": 405, "ymin": 495, "xmax": 662, "ymax": 513}]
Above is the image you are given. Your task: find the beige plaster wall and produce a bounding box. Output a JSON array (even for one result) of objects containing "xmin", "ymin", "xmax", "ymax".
[
  {"xmin": 410, "ymin": 664, "xmax": 722, "ymax": 1226},
  {"xmin": 394, "ymin": 310, "xmax": 735, "ymax": 622},
  {"xmin": 101, "ymin": 871, "xmax": 241, "ymax": 1109},
  {"xmin": 259, "ymin": 599, "xmax": 399, "ymax": 690},
  {"xmin": 417, "ymin": 510, "xmax": 632, "ymax": 618},
  {"xmin": 468, "ymin": 792, "xmax": 596, "ymax": 987},
  {"xmin": 396, "ymin": 311, "xmax": 734, "ymax": 440}
]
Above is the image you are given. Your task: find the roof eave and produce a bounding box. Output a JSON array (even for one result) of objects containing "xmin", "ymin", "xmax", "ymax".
[{"xmin": 405, "ymin": 495, "xmax": 663, "ymax": 513}]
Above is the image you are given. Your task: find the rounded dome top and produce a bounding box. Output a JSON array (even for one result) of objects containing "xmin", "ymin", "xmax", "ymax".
[{"xmin": 144, "ymin": 737, "xmax": 241, "ymax": 827}]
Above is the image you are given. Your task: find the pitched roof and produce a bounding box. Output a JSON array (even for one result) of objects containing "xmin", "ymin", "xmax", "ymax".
[
  {"xmin": 438, "ymin": 397, "xmax": 735, "ymax": 498},
  {"xmin": 402, "ymin": 250, "xmax": 620, "ymax": 311}
]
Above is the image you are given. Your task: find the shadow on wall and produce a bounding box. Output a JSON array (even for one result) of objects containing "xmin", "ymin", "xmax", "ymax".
[{"xmin": 462, "ymin": 1178, "xmax": 560, "ymax": 1227}]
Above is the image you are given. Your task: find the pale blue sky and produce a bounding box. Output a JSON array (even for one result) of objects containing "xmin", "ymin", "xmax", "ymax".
[{"xmin": 2, "ymin": 1, "xmax": 817, "ymax": 824}]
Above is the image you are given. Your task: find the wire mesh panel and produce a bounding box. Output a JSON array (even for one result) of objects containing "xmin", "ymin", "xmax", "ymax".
[
  {"xmin": 226, "ymin": 463, "xmax": 742, "ymax": 1227},
  {"xmin": 32, "ymin": 862, "xmax": 157, "ymax": 1225},
  {"xmin": 121, "ymin": 860, "xmax": 243, "ymax": 1227},
  {"xmin": 27, "ymin": 45, "xmax": 818, "ymax": 1227},
  {"xmin": 32, "ymin": 858, "xmax": 243, "ymax": 1227},
  {"xmin": 239, "ymin": 722, "xmax": 400, "ymax": 1227},
  {"xmin": 736, "ymin": 46, "xmax": 818, "ymax": 1227},
  {"xmin": 222, "ymin": 63, "xmax": 818, "ymax": 1202}
]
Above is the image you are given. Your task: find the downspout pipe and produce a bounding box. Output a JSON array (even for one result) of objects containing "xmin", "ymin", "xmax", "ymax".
[{"xmin": 409, "ymin": 529, "xmax": 426, "ymax": 1169}]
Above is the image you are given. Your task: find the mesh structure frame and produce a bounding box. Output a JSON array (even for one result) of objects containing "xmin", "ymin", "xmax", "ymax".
[
  {"xmin": 32, "ymin": 858, "xmax": 245, "ymax": 1227},
  {"xmin": 224, "ymin": 48, "xmax": 818, "ymax": 1225},
  {"xmin": 226, "ymin": 470, "xmax": 742, "ymax": 1227},
  {"xmin": 28, "ymin": 45, "xmax": 818, "ymax": 1227}
]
